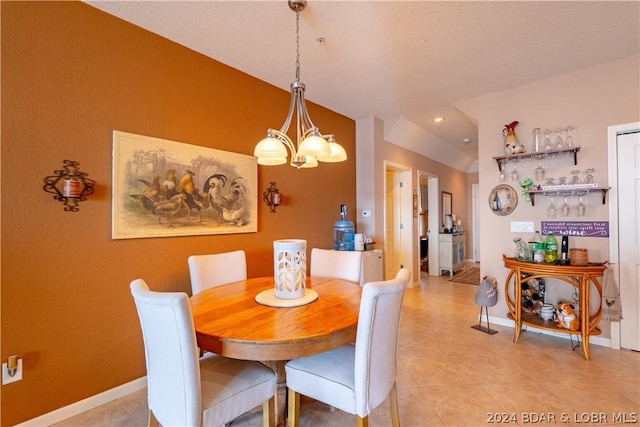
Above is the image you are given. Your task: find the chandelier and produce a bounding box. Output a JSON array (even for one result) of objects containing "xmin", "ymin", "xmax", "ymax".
[{"xmin": 254, "ymin": 0, "xmax": 347, "ymax": 169}]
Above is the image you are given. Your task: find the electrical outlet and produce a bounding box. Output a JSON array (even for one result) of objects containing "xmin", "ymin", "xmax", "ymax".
[
  {"xmin": 511, "ymin": 221, "xmax": 535, "ymax": 233},
  {"xmin": 2, "ymin": 358, "xmax": 23, "ymax": 385},
  {"xmin": 362, "ymin": 210, "xmax": 371, "ymax": 218}
]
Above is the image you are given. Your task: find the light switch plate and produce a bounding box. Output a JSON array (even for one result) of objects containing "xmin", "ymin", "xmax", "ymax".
[
  {"xmin": 511, "ymin": 221, "xmax": 535, "ymax": 233},
  {"xmin": 2, "ymin": 359, "xmax": 22, "ymax": 385}
]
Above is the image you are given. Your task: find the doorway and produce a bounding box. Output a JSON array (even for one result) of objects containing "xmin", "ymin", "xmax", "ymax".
[
  {"xmin": 384, "ymin": 162, "xmax": 412, "ymax": 281},
  {"xmin": 417, "ymin": 170, "xmax": 440, "ymax": 276},
  {"xmin": 607, "ymin": 122, "xmax": 640, "ymax": 351}
]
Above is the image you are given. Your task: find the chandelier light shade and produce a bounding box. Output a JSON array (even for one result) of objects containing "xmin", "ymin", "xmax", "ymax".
[
  {"xmin": 254, "ymin": 0, "xmax": 346, "ymax": 169},
  {"xmin": 317, "ymin": 135, "xmax": 347, "ymax": 162}
]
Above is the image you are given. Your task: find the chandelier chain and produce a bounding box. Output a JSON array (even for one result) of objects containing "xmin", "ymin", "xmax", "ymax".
[{"xmin": 295, "ymin": 5, "xmax": 300, "ymax": 82}]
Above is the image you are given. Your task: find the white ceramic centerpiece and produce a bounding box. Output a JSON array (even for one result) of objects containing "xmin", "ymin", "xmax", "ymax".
[{"xmin": 273, "ymin": 239, "xmax": 307, "ymax": 299}]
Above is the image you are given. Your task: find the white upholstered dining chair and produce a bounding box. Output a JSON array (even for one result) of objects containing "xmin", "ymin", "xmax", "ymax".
[
  {"xmin": 285, "ymin": 268, "xmax": 411, "ymax": 427},
  {"xmin": 188, "ymin": 250, "xmax": 247, "ymax": 295},
  {"xmin": 310, "ymin": 248, "xmax": 363, "ymax": 284},
  {"xmin": 130, "ymin": 279, "xmax": 276, "ymax": 427}
]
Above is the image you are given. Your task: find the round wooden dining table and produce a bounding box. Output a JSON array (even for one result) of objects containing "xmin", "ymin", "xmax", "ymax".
[{"xmin": 190, "ymin": 276, "xmax": 363, "ymax": 426}]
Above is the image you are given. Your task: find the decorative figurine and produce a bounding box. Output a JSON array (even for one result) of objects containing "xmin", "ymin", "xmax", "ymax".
[
  {"xmin": 503, "ymin": 120, "xmax": 525, "ymax": 155},
  {"xmin": 519, "ymin": 178, "xmax": 534, "ymax": 202},
  {"xmin": 556, "ymin": 303, "xmax": 580, "ymax": 331}
]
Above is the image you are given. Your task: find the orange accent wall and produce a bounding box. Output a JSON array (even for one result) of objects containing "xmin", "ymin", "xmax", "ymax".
[{"xmin": 1, "ymin": 2, "xmax": 355, "ymax": 424}]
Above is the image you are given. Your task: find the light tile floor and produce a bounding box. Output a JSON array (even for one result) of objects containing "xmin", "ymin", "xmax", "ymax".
[{"xmin": 54, "ymin": 267, "xmax": 640, "ymax": 426}]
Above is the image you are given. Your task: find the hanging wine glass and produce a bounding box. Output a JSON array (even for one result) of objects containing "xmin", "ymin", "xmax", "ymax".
[
  {"xmin": 557, "ymin": 176, "xmax": 567, "ymax": 186},
  {"xmin": 547, "ymin": 196, "xmax": 558, "ymax": 218},
  {"xmin": 499, "ymin": 159, "xmax": 507, "ymax": 182},
  {"xmin": 576, "ymin": 195, "xmax": 587, "ymax": 217},
  {"xmin": 534, "ymin": 158, "xmax": 546, "ymax": 182},
  {"xmin": 543, "ymin": 129, "xmax": 553, "ymax": 151},
  {"xmin": 510, "ymin": 161, "xmax": 520, "ymax": 182},
  {"xmin": 570, "ymin": 169, "xmax": 582, "ymax": 185},
  {"xmin": 544, "ymin": 178, "xmax": 555, "ymax": 190},
  {"xmin": 560, "ymin": 196, "xmax": 571, "ymax": 217},
  {"xmin": 565, "ymin": 126, "xmax": 575, "ymax": 148},
  {"xmin": 584, "ymin": 168, "xmax": 595, "ymax": 184},
  {"xmin": 554, "ymin": 127, "xmax": 564, "ymax": 149}
]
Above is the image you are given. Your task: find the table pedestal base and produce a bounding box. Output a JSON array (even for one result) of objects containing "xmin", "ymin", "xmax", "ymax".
[{"xmin": 266, "ymin": 361, "xmax": 287, "ymax": 427}]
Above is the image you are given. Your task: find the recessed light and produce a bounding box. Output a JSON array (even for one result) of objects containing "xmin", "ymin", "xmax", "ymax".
[
  {"xmin": 462, "ymin": 138, "xmax": 471, "ymax": 143},
  {"xmin": 433, "ymin": 117, "xmax": 445, "ymax": 123}
]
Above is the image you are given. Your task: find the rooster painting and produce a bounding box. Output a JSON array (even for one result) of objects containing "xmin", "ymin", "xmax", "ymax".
[
  {"xmin": 203, "ymin": 174, "xmax": 248, "ymax": 226},
  {"xmin": 114, "ymin": 130, "xmax": 257, "ymax": 238}
]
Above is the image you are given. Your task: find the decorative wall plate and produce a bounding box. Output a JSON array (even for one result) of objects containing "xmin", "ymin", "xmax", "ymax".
[{"xmin": 489, "ymin": 184, "xmax": 518, "ymax": 216}]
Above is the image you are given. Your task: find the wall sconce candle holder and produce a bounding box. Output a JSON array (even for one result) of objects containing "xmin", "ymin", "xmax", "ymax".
[
  {"xmin": 43, "ymin": 160, "xmax": 95, "ymax": 212},
  {"xmin": 263, "ymin": 182, "xmax": 282, "ymax": 213},
  {"xmin": 7, "ymin": 355, "xmax": 18, "ymax": 377}
]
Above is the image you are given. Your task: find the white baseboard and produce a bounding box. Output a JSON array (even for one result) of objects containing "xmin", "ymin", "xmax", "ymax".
[
  {"xmin": 16, "ymin": 377, "xmax": 146, "ymax": 427},
  {"xmin": 485, "ymin": 315, "xmax": 612, "ymax": 348}
]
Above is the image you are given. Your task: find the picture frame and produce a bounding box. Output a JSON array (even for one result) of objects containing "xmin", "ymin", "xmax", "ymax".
[
  {"xmin": 112, "ymin": 130, "xmax": 257, "ymax": 239},
  {"xmin": 489, "ymin": 184, "xmax": 518, "ymax": 216}
]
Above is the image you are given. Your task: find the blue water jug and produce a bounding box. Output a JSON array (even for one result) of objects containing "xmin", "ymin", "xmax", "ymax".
[{"xmin": 333, "ymin": 204, "xmax": 354, "ymax": 251}]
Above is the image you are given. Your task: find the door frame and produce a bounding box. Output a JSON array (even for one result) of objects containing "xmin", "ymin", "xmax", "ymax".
[
  {"xmin": 384, "ymin": 161, "xmax": 413, "ymax": 281},
  {"xmin": 607, "ymin": 121, "xmax": 640, "ymax": 350},
  {"xmin": 472, "ymin": 183, "xmax": 480, "ymax": 262}
]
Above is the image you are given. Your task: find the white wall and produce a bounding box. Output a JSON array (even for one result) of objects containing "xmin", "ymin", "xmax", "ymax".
[{"xmin": 456, "ymin": 55, "xmax": 640, "ymax": 338}]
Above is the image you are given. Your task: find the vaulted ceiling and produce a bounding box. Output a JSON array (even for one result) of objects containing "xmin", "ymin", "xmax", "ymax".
[{"xmin": 86, "ymin": 1, "xmax": 639, "ymax": 171}]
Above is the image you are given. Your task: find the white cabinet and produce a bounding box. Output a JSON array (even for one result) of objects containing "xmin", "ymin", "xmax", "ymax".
[
  {"xmin": 360, "ymin": 250, "xmax": 383, "ymax": 286},
  {"xmin": 439, "ymin": 232, "xmax": 465, "ymax": 277}
]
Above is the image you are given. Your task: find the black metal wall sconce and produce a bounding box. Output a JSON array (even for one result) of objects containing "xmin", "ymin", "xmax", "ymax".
[
  {"xmin": 263, "ymin": 182, "xmax": 282, "ymax": 213},
  {"xmin": 43, "ymin": 160, "xmax": 95, "ymax": 212}
]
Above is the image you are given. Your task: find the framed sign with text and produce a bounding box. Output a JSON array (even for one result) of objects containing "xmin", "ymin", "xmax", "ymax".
[{"xmin": 541, "ymin": 221, "xmax": 609, "ymax": 237}]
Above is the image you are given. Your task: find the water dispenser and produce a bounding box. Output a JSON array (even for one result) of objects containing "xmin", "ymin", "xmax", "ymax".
[{"xmin": 333, "ymin": 204, "xmax": 354, "ymax": 251}]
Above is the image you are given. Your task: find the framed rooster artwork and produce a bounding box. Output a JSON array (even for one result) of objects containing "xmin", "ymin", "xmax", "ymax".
[{"xmin": 112, "ymin": 130, "xmax": 257, "ymax": 239}]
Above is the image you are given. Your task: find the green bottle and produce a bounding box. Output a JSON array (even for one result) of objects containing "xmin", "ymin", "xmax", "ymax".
[{"xmin": 544, "ymin": 232, "xmax": 558, "ymax": 263}]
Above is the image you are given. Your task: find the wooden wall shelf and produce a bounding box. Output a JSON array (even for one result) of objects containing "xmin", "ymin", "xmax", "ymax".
[
  {"xmin": 493, "ymin": 146, "xmax": 581, "ymax": 171},
  {"xmin": 527, "ymin": 186, "xmax": 610, "ymax": 206}
]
